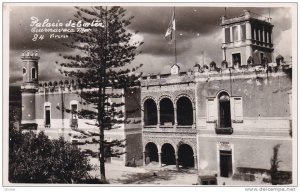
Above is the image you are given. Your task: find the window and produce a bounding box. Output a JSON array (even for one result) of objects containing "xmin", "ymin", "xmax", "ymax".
[
  {"xmin": 218, "ymin": 93, "xmax": 231, "ymax": 128},
  {"xmin": 45, "ymin": 106, "xmax": 51, "ymax": 127},
  {"xmin": 225, "ymin": 28, "xmax": 230, "ymax": 43},
  {"xmin": 241, "ymin": 24, "xmax": 246, "ymax": 41},
  {"xmin": 256, "ymin": 29, "xmax": 260, "ymax": 41},
  {"xmin": 207, "ymin": 93, "xmax": 243, "ymax": 134},
  {"xmin": 144, "ymin": 99, "xmax": 157, "ymax": 125},
  {"xmin": 23, "ymin": 68, "xmax": 26, "ymax": 74},
  {"xmin": 32, "ymin": 68, "xmax": 36, "ymax": 79},
  {"xmin": 251, "ymin": 27, "xmax": 255, "ymax": 40},
  {"xmin": 232, "ymin": 97, "xmax": 243, "ymax": 123},
  {"xmin": 232, "ymin": 26, "xmax": 238, "ymax": 41},
  {"xmin": 207, "ymin": 98, "xmax": 216, "ymax": 122},
  {"xmin": 264, "ymin": 30, "xmax": 268, "ymax": 43},
  {"xmin": 176, "ymin": 97, "xmax": 193, "ymax": 125}
]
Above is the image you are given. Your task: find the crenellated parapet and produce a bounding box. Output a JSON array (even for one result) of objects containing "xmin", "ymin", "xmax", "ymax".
[
  {"xmin": 37, "ymin": 79, "xmax": 82, "ymax": 93},
  {"xmin": 21, "ymin": 50, "xmax": 40, "ymax": 60},
  {"xmin": 140, "ymin": 61, "xmax": 292, "ymax": 87}
]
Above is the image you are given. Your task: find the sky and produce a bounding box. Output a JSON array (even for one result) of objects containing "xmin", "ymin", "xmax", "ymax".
[{"xmin": 8, "ymin": 4, "xmax": 294, "ymax": 85}]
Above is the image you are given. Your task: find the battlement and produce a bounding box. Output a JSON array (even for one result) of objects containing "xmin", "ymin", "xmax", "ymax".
[
  {"xmin": 37, "ymin": 79, "xmax": 81, "ymax": 93},
  {"xmin": 140, "ymin": 61, "xmax": 292, "ymax": 86},
  {"xmin": 21, "ymin": 50, "xmax": 40, "ymax": 60},
  {"xmin": 221, "ymin": 10, "xmax": 272, "ymax": 26}
]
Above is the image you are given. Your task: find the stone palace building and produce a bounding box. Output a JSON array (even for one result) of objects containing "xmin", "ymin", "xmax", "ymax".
[{"xmin": 20, "ymin": 10, "xmax": 293, "ymax": 178}]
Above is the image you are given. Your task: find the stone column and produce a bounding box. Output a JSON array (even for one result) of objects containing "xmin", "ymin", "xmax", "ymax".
[
  {"xmin": 158, "ymin": 152, "xmax": 162, "ymax": 167},
  {"xmin": 222, "ymin": 27, "xmax": 225, "ymax": 44},
  {"xmin": 174, "ymin": 107, "xmax": 178, "ymax": 126},
  {"xmin": 257, "ymin": 28, "xmax": 260, "ymax": 42},
  {"xmin": 175, "ymin": 151, "xmax": 179, "ymax": 170},
  {"xmin": 245, "ymin": 22, "xmax": 251, "ymax": 40},
  {"xmin": 237, "ymin": 25, "xmax": 241, "ymax": 41},
  {"xmin": 230, "ymin": 27, "xmax": 233, "ymax": 42},
  {"xmin": 262, "ymin": 27, "xmax": 265, "ymax": 43},
  {"xmin": 141, "ymin": 107, "xmax": 144, "ymax": 127},
  {"xmin": 143, "ymin": 151, "xmax": 146, "ymax": 166},
  {"xmin": 157, "ymin": 107, "xmax": 160, "ymax": 127},
  {"xmin": 194, "ymin": 155, "xmax": 198, "ymax": 169},
  {"xmin": 193, "ymin": 107, "xmax": 196, "ymax": 129},
  {"xmin": 222, "ymin": 47, "xmax": 226, "ymax": 61}
]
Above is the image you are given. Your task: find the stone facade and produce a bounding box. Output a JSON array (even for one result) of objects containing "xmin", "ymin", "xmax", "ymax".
[
  {"xmin": 20, "ymin": 50, "xmax": 142, "ymax": 165},
  {"xmin": 20, "ymin": 10, "xmax": 293, "ymax": 178},
  {"xmin": 140, "ymin": 10, "xmax": 293, "ymax": 178}
]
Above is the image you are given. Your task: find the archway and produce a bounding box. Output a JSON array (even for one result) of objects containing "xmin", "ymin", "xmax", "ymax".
[
  {"xmin": 178, "ymin": 144, "xmax": 194, "ymax": 168},
  {"xmin": 144, "ymin": 99, "xmax": 157, "ymax": 125},
  {"xmin": 218, "ymin": 92, "xmax": 231, "ymax": 128},
  {"xmin": 145, "ymin": 142, "xmax": 158, "ymax": 164},
  {"xmin": 177, "ymin": 96, "xmax": 193, "ymax": 125},
  {"xmin": 161, "ymin": 143, "xmax": 176, "ymax": 166},
  {"xmin": 160, "ymin": 98, "xmax": 174, "ymax": 125}
]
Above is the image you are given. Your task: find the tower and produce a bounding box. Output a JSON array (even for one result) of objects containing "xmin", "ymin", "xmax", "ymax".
[
  {"xmin": 20, "ymin": 50, "xmax": 39, "ymax": 128},
  {"xmin": 221, "ymin": 10, "xmax": 274, "ymax": 67}
]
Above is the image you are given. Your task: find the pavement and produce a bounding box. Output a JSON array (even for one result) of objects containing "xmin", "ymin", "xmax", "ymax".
[{"xmin": 89, "ymin": 158, "xmax": 270, "ymax": 186}]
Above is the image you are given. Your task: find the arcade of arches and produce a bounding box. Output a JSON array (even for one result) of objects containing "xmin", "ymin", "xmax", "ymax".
[
  {"xmin": 143, "ymin": 96, "xmax": 195, "ymax": 126},
  {"xmin": 144, "ymin": 142, "xmax": 197, "ymax": 169}
]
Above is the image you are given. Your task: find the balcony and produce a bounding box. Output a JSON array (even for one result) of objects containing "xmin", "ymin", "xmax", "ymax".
[
  {"xmin": 215, "ymin": 127, "xmax": 233, "ymax": 135},
  {"xmin": 70, "ymin": 119, "xmax": 78, "ymax": 129},
  {"xmin": 143, "ymin": 124, "xmax": 195, "ymax": 134}
]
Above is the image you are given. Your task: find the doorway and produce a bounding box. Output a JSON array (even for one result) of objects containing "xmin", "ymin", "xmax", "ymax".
[
  {"xmin": 161, "ymin": 143, "xmax": 176, "ymax": 166},
  {"xmin": 145, "ymin": 142, "xmax": 158, "ymax": 164},
  {"xmin": 219, "ymin": 150, "xmax": 232, "ymax": 177},
  {"xmin": 45, "ymin": 106, "xmax": 51, "ymax": 126},
  {"xmin": 232, "ymin": 53, "xmax": 241, "ymax": 67},
  {"xmin": 178, "ymin": 144, "xmax": 194, "ymax": 168}
]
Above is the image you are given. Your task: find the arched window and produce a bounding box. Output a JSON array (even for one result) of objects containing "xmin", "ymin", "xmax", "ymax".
[
  {"xmin": 160, "ymin": 98, "xmax": 174, "ymax": 125},
  {"xmin": 207, "ymin": 91, "xmax": 243, "ymax": 134},
  {"xmin": 218, "ymin": 92, "xmax": 231, "ymax": 128},
  {"xmin": 44, "ymin": 102, "xmax": 51, "ymax": 128},
  {"xmin": 177, "ymin": 97, "xmax": 193, "ymax": 125},
  {"xmin": 144, "ymin": 99, "xmax": 157, "ymax": 125}
]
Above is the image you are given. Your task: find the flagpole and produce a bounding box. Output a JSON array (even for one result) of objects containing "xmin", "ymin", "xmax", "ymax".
[{"xmin": 174, "ymin": 6, "xmax": 177, "ymax": 65}]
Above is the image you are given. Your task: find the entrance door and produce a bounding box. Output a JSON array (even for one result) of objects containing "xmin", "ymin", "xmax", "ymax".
[
  {"xmin": 232, "ymin": 53, "xmax": 241, "ymax": 67},
  {"xmin": 45, "ymin": 106, "xmax": 51, "ymax": 126},
  {"xmin": 220, "ymin": 150, "xmax": 232, "ymax": 177}
]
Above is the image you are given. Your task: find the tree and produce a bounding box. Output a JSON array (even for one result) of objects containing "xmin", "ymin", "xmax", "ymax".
[
  {"xmin": 9, "ymin": 128, "xmax": 92, "ymax": 183},
  {"xmin": 58, "ymin": 6, "xmax": 143, "ymax": 182},
  {"xmin": 270, "ymin": 144, "xmax": 281, "ymax": 185}
]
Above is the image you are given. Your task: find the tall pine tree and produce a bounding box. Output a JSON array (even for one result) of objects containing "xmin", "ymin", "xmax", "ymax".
[{"xmin": 58, "ymin": 6, "xmax": 143, "ymax": 182}]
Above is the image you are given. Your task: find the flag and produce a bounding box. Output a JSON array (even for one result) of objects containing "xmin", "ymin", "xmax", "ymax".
[{"xmin": 165, "ymin": 12, "xmax": 175, "ymax": 43}]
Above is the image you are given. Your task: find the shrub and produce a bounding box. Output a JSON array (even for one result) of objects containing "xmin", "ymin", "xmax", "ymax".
[{"xmin": 9, "ymin": 128, "xmax": 92, "ymax": 183}]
